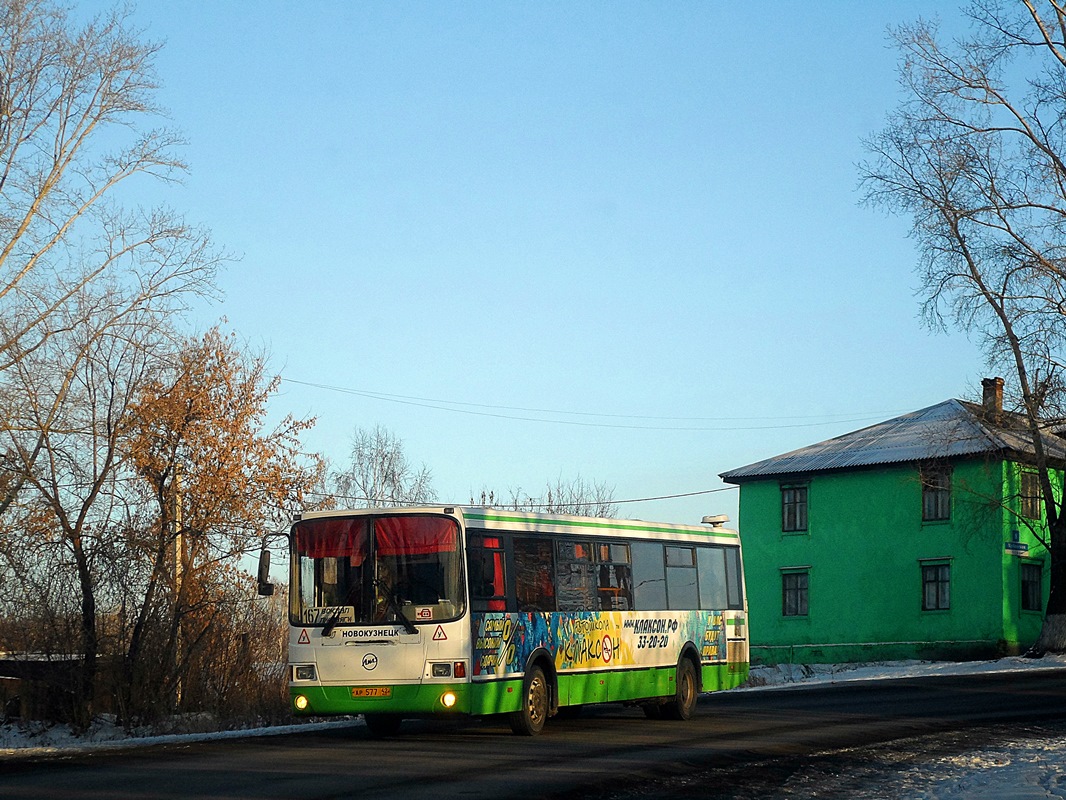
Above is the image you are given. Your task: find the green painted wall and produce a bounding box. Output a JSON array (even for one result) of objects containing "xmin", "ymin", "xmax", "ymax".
[
  {"xmin": 737, "ymin": 457, "xmax": 1053, "ymax": 665},
  {"xmin": 1000, "ymin": 463, "xmax": 1058, "ymax": 650}
]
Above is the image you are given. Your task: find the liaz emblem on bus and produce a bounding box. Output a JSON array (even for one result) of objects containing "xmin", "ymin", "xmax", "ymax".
[{"xmin": 350, "ymin": 687, "xmax": 392, "ymax": 698}]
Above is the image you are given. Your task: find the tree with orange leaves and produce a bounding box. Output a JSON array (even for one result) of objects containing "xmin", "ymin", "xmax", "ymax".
[{"xmin": 121, "ymin": 327, "xmax": 325, "ymax": 721}]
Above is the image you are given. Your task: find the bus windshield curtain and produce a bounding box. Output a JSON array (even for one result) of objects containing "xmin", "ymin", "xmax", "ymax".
[
  {"xmin": 375, "ymin": 516, "xmax": 457, "ymax": 556},
  {"xmin": 295, "ymin": 518, "xmax": 368, "ymax": 564}
]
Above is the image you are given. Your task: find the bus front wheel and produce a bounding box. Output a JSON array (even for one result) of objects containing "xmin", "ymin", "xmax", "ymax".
[
  {"xmin": 508, "ymin": 665, "xmax": 549, "ymax": 736},
  {"xmin": 662, "ymin": 659, "xmax": 698, "ymax": 720}
]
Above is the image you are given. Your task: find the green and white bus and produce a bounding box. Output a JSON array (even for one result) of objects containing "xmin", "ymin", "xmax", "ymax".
[{"xmin": 284, "ymin": 506, "xmax": 748, "ymax": 736}]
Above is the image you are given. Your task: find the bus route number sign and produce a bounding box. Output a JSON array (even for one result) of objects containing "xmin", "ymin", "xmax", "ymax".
[{"xmin": 350, "ymin": 687, "xmax": 392, "ymax": 698}]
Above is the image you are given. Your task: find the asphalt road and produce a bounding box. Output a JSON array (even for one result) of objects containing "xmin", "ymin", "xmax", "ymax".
[{"xmin": 1, "ymin": 669, "xmax": 1065, "ymax": 799}]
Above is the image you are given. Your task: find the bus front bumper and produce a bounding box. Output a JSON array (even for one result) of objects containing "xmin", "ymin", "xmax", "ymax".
[{"xmin": 290, "ymin": 682, "xmax": 471, "ymax": 717}]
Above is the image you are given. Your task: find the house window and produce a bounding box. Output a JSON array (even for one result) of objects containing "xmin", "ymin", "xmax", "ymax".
[
  {"xmin": 781, "ymin": 484, "xmax": 808, "ymax": 532},
  {"xmin": 1020, "ymin": 471, "xmax": 1042, "ymax": 520},
  {"xmin": 921, "ymin": 466, "xmax": 952, "ymax": 521},
  {"xmin": 1022, "ymin": 562, "xmax": 1043, "ymax": 612},
  {"xmin": 781, "ymin": 569, "xmax": 809, "ymax": 617},
  {"xmin": 921, "ymin": 562, "xmax": 951, "ymax": 611}
]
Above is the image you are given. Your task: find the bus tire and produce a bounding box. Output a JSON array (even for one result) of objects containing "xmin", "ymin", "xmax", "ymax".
[
  {"xmin": 508, "ymin": 665, "xmax": 549, "ymax": 736},
  {"xmin": 363, "ymin": 713, "xmax": 403, "ymax": 737},
  {"xmin": 662, "ymin": 658, "xmax": 698, "ymax": 721}
]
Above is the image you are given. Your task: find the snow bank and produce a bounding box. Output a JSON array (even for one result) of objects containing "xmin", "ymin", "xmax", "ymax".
[
  {"xmin": 743, "ymin": 653, "xmax": 1066, "ymax": 691},
  {"xmin": 0, "ymin": 717, "xmax": 359, "ymax": 757}
]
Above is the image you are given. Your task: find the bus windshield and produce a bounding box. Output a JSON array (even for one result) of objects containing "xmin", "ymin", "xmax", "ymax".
[{"xmin": 291, "ymin": 514, "xmax": 464, "ymax": 626}]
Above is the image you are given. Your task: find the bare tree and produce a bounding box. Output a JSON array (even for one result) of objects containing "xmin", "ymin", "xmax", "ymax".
[
  {"xmin": 860, "ymin": 0, "xmax": 1066, "ymax": 651},
  {"xmin": 0, "ymin": 0, "xmax": 220, "ymax": 515},
  {"xmin": 0, "ymin": 320, "xmax": 323, "ymax": 728},
  {"xmin": 0, "ymin": 294, "xmax": 169, "ymax": 728},
  {"xmin": 330, "ymin": 425, "xmax": 435, "ymax": 507},
  {"xmin": 475, "ymin": 476, "xmax": 617, "ymax": 518},
  {"xmin": 0, "ymin": 0, "xmax": 230, "ymax": 726},
  {"xmin": 0, "ymin": 0, "xmax": 217, "ymax": 360}
]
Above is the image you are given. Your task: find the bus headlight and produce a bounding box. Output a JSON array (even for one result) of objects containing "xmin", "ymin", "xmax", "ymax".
[
  {"xmin": 294, "ymin": 694, "xmax": 310, "ymax": 711},
  {"xmin": 293, "ymin": 664, "xmax": 316, "ymax": 681},
  {"xmin": 441, "ymin": 691, "xmax": 457, "ymax": 709}
]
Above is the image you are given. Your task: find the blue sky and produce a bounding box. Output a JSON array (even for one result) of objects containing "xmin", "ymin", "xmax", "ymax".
[{"xmin": 94, "ymin": 1, "xmax": 985, "ymax": 524}]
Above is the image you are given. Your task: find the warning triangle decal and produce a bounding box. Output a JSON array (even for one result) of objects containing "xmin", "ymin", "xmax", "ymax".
[
  {"xmin": 433, "ymin": 625, "xmax": 447, "ymax": 641},
  {"xmin": 298, "ymin": 629, "xmax": 310, "ymax": 644}
]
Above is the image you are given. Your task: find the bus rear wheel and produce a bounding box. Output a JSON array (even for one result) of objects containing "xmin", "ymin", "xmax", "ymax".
[
  {"xmin": 662, "ymin": 658, "xmax": 698, "ymax": 720},
  {"xmin": 508, "ymin": 665, "xmax": 549, "ymax": 736},
  {"xmin": 363, "ymin": 713, "xmax": 403, "ymax": 737}
]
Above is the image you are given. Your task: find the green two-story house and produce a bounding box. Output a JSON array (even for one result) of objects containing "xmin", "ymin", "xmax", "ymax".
[{"xmin": 720, "ymin": 378, "xmax": 1065, "ymax": 665}]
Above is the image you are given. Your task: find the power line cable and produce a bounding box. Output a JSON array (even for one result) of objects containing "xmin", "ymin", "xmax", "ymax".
[
  {"xmin": 282, "ymin": 378, "xmax": 901, "ymax": 432},
  {"xmin": 310, "ymin": 484, "xmax": 736, "ymax": 509}
]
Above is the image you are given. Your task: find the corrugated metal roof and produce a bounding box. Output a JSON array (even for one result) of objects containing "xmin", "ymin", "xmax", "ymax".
[{"xmin": 719, "ymin": 399, "xmax": 1066, "ymax": 482}]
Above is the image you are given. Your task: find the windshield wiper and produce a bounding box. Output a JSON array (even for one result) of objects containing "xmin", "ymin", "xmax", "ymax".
[
  {"xmin": 321, "ymin": 583, "xmax": 361, "ymax": 638},
  {"xmin": 320, "ymin": 582, "xmax": 418, "ymax": 637},
  {"xmin": 321, "ymin": 609, "xmax": 344, "ymax": 638},
  {"xmin": 375, "ymin": 579, "xmax": 417, "ymax": 635}
]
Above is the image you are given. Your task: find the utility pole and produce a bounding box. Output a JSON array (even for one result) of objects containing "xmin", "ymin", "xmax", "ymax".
[
  {"xmin": 173, "ymin": 464, "xmax": 183, "ymax": 591},
  {"xmin": 172, "ymin": 464, "xmax": 183, "ymax": 706}
]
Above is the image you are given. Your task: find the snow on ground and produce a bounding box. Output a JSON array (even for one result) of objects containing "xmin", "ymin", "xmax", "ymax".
[
  {"xmin": 741, "ymin": 655, "xmax": 1066, "ymax": 799},
  {"xmin": 2, "ymin": 655, "xmax": 1066, "ymax": 798},
  {"xmin": 744, "ymin": 652, "xmax": 1066, "ymax": 691},
  {"xmin": 0, "ymin": 716, "xmax": 360, "ymax": 758},
  {"xmin": 855, "ymin": 732, "xmax": 1066, "ymax": 800}
]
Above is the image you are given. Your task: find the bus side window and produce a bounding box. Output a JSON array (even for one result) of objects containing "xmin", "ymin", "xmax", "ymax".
[
  {"xmin": 697, "ymin": 546, "xmax": 729, "ymax": 610},
  {"xmin": 514, "ymin": 537, "xmax": 556, "ymax": 612},
  {"xmin": 725, "ymin": 546, "xmax": 744, "ymax": 609},
  {"xmin": 596, "ymin": 543, "xmax": 633, "ymax": 611},
  {"xmin": 665, "ymin": 546, "xmax": 698, "ymax": 610},
  {"xmin": 556, "ymin": 540, "xmax": 596, "ymax": 611},
  {"xmin": 469, "ymin": 534, "xmax": 506, "ymax": 612},
  {"xmin": 631, "ymin": 542, "xmax": 667, "ymax": 610}
]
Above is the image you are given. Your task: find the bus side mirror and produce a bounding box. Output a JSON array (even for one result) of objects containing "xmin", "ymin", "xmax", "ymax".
[{"xmin": 257, "ymin": 549, "xmax": 274, "ymax": 596}]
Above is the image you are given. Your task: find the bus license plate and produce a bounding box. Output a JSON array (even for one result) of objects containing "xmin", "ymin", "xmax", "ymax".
[{"xmin": 351, "ymin": 687, "xmax": 392, "ymax": 698}]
